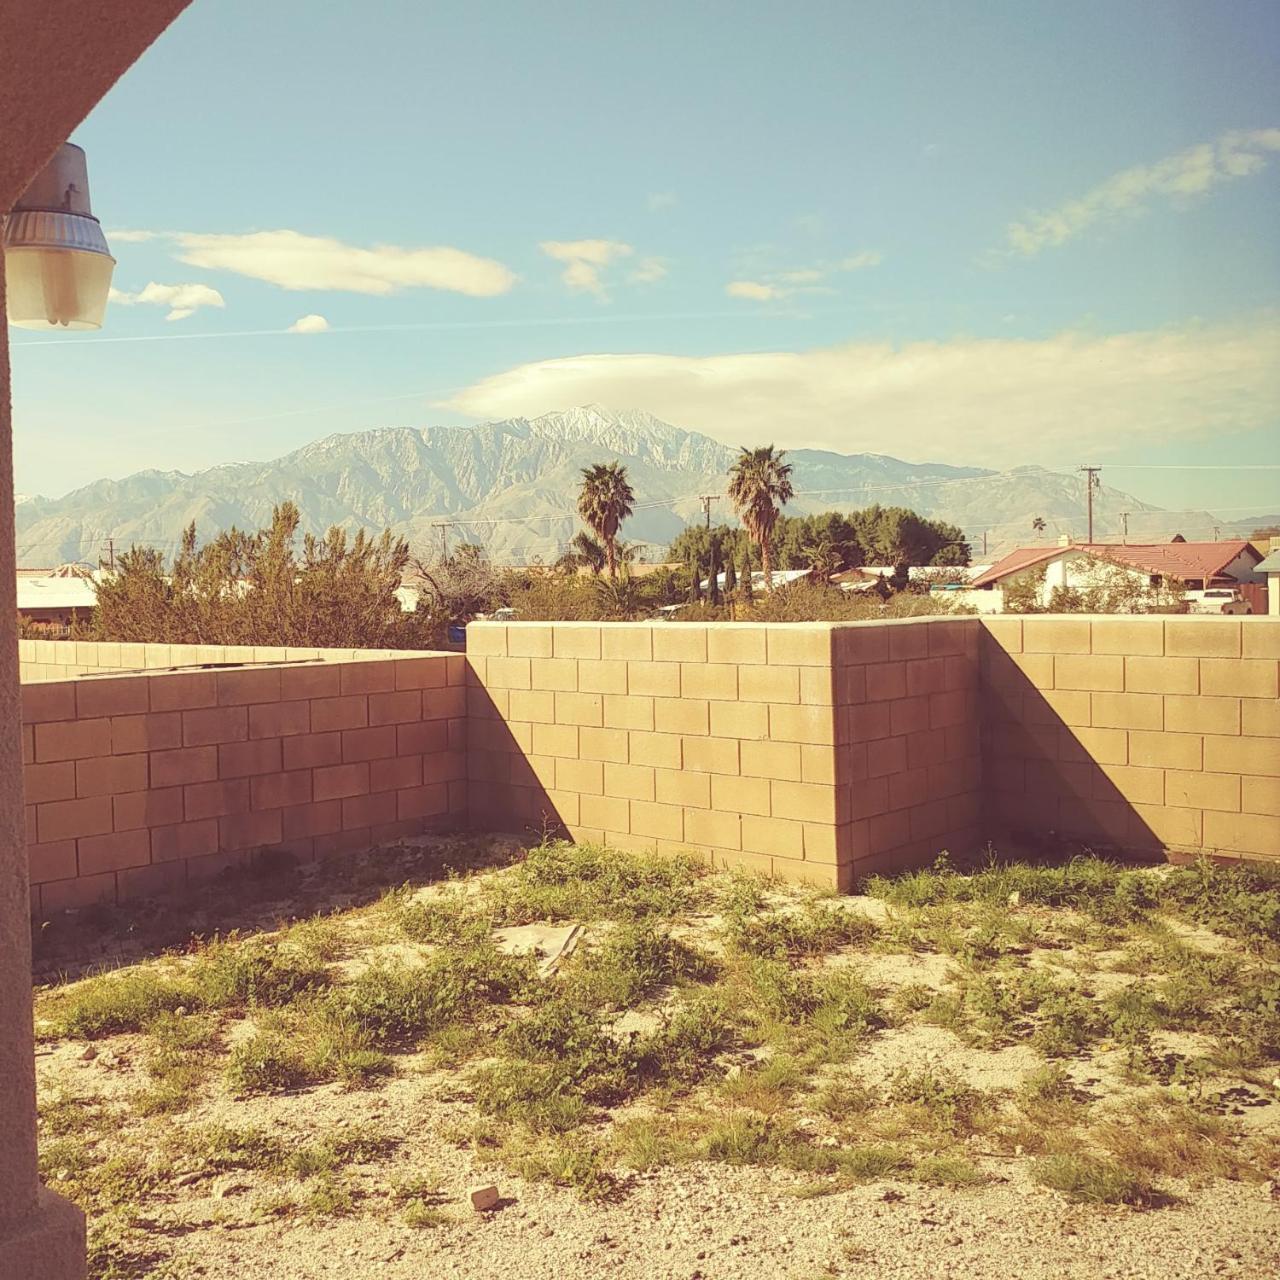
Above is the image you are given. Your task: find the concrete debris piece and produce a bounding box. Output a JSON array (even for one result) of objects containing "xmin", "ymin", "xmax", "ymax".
[
  {"xmin": 469, "ymin": 1184, "xmax": 500, "ymax": 1212},
  {"xmin": 491, "ymin": 923, "xmax": 582, "ymax": 976}
]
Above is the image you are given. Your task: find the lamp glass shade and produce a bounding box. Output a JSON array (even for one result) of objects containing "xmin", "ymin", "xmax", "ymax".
[
  {"xmin": 4, "ymin": 142, "xmax": 115, "ymax": 330},
  {"xmin": 4, "ymin": 242, "xmax": 115, "ymax": 330}
]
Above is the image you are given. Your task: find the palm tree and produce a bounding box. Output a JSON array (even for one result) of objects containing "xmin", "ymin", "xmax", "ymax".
[
  {"xmin": 1032, "ymin": 516, "xmax": 1047, "ymax": 538},
  {"xmin": 577, "ymin": 461, "xmax": 635, "ymax": 581},
  {"xmin": 570, "ymin": 530, "xmax": 607, "ymax": 576},
  {"xmin": 727, "ymin": 445, "xmax": 794, "ymax": 591}
]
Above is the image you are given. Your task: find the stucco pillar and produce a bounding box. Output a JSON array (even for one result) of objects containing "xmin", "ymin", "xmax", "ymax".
[{"xmin": 0, "ymin": 248, "xmax": 86, "ymax": 1278}]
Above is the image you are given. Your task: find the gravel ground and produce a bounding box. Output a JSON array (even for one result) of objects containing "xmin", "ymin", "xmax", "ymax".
[{"xmin": 163, "ymin": 1159, "xmax": 1280, "ymax": 1280}]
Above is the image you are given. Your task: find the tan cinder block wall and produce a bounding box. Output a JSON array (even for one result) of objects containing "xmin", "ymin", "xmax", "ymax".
[
  {"xmin": 466, "ymin": 621, "xmax": 985, "ymax": 890},
  {"xmin": 21, "ymin": 654, "xmax": 467, "ymax": 915},
  {"xmin": 834, "ymin": 618, "xmax": 983, "ymax": 882},
  {"xmin": 982, "ymin": 616, "xmax": 1280, "ymax": 859},
  {"xmin": 18, "ymin": 638, "xmax": 432, "ymax": 683}
]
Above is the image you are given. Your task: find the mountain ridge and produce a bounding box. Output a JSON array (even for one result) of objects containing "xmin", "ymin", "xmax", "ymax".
[{"xmin": 13, "ymin": 406, "xmax": 1243, "ymax": 568}]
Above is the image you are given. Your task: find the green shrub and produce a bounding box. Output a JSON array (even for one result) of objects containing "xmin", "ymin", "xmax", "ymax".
[
  {"xmin": 1032, "ymin": 1153, "xmax": 1154, "ymax": 1204},
  {"xmin": 225, "ymin": 1032, "xmax": 313, "ymax": 1096},
  {"xmin": 487, "ymin": 840, "xmax": 700, "ymax": 923},
  {"xmin": 190, "ymin": 936, "xmax": 330, "ymax": 1009},
  {"xmin": 725, "ymin": 901, "xmax": 878, "ymax": 959}
]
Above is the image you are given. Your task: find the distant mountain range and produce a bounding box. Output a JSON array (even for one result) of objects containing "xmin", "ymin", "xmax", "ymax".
[{"xmin": 13, "ymin": 406, "xmax": 1274, "ymax": 568}]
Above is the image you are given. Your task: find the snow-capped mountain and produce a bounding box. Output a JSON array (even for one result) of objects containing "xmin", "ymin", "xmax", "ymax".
[{"xmin": 12, "ymin": 406, "xmax": 1233, "ymax": 567}]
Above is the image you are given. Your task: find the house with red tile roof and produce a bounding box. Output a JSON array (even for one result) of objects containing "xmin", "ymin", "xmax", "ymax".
[{"xmin": 965, "ymin": 538, "xmax": 1263, "ymax": 612}]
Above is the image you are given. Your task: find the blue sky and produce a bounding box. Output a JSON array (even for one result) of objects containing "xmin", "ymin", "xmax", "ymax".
[{"xmin": 9, "ymin": 0, "xmax": 1280, "ymax": 519}]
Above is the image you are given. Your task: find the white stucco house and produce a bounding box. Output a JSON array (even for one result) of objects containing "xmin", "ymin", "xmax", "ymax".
[{"xmin": 956, "ymin": 538, "xmax": 1263, "ymax": 613}]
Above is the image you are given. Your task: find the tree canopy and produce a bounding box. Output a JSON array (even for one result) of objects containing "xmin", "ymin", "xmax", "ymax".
[
  {"xmin": 669, "ymin": 506, "xmax": 969, "ymax": 576},
  {"xmin": 92, "ymin": 502, "xmax": 422, "ymax": 648}
]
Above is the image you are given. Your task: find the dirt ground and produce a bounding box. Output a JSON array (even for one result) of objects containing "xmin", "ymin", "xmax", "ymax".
[{"xmin": 32, "ymin": 836, "xmax": 1280, "ymax": 1280}]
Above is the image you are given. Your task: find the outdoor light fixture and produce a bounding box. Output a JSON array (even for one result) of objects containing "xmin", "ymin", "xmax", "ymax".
[{"xmin": 4, "ymin": 142, "xmax": 115, "ymax": 330}]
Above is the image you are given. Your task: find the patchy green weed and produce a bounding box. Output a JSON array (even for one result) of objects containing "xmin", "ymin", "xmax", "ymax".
[{"xmin": 1032, "ymin": 1153, "xmax": 1155, "ymax": 1205}]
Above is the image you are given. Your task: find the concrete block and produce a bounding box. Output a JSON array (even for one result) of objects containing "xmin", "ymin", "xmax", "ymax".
[
  {"xmin": 767, "ymin": 626, "xmax": 832, "ymax": 667},
  {"xmin": 656, "ymin": 698, "xmax": 710, "ymax": 736},
  {"xmin": 682, "ymin": 735, "xmax": 740, "ymax": 774},
  {"xmin": 739, "ymin": 665, "xmax": 801, "ymax": 704},
  {"xmin": 1124, "ymin": 656, "xmax": 1198, "ymax": 695},
  {"xmin": 769, "ymin": 703, "xmax": 837, "ymax": 745},
  {"xmin": 710, "ymin": 774, "xmax": 771, "ymax": 816},
  {"xmin": 312, "ymin": 762, "xmax": 371, "ymax": 802},
  {"xmin": 1091, "ymin": 691, "xmax": 1163, "ymax": 732},
  {"xmin": 283, "ymin": 731, "xmax": 344, "ymax": 770},
  {"xmin": 1164, "ymin": 695, "xmax": 1239, "ymax": 736},
  {"xmin": 686, "ymin": 807, "xmax": 741, "ymax": 850},
  {"xmin": 628, "ymin": 732, "xmax": 682, "ymax": 770},
  {"xmin": 604, "ymin": 694, "xmax": 654, "ymax": 732},
  {"xmin": 710, "ymin": 701, "xmax": 770, "ymax": 740},
  {"xmin": 506, "ymin": 626, "xmax": 553, "ymax": 658},
  {"xmin": 75, "ymin": 752, "xmax": 148, "ymax": 798},
  {"xmin": 1204, "ymin": 734, "xmax": 1279, "ymax": 778},
  {"xmin": 552, "ymin": 626, "xmax": 603, "ymax": 660},
  {"xmin": 217, "ymin": 738, "xmax": 284, "ymax": 779},
  {"xmin": 216, "ymin": 666, "xmax": 284, "ymax": 706},
  {"xmin": 655, "ymin": 767, "xmax": 710, "ymax": 808},
  {"xmin": 1165, "ymin": 619, "xmax": 1240, "ymax": 658},
  {"xmin": 707, "ymin": 626, "xmax": 768, "ymax": 665},
  {"xmin": 627, "ymin": 662, "xmax": 681, "ymax": 698},
  {"xmin": 578, "ymin": 727, "xmax": 630, "ymax": 763},
  {"xmin": 653, "ymin": 625, "xmax": 707, "ymax": 663},
  {"xmin": 602, "ymin": 627, "xmax": 653, "ymax": 661},
  {"xmin": 1200, "ymin": 658, "xmax": 1277, "ymax": 700},
  {"xmin": 38, "ymin": 795, "xmax": 113, "ymax": 842},
  {"xmin": 741, "ymin": 814, "xmax": 805, "ymax": 858},
  {"xmin": 1022, "ymin": 617, "xmax": 1091, "ymax": 654},
  {"xmin": 368, "ymin": 689, "xmax": 422, "ymax": 725},
  {"xmin": 34, "ymin": 717, "xmax": 111, "ymax": 762},
  {"xmin": 1165, "ymin": 769, "xmax": 1241, "ymax": 812},
  {"xmin": 1055, "ymin": 654, "xmax": 1124, "ymax": 692}
]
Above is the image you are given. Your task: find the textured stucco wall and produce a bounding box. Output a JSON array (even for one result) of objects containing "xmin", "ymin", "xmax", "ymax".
[
  {"xmin": 2, "ymin": 2, "xmax": 193, "ymax": 1271},
  {"xmin": 0, "ymin": 1, "xmax": 193, "ymax": 208}
]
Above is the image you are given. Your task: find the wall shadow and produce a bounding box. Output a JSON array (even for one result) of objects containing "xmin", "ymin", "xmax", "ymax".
[{"xmin": 982, "ymin": 644, "xmax": 1167, "ymax": 863}]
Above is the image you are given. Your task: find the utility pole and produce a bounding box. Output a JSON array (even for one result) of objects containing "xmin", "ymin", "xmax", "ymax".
[
  {"xmin": 1079, "ymin": 466, "xmax": 1102, "ymax": 543},
  {"xmin": 100, "ymin": 537, "xmax": 116, "ymax": 571},
  {"xmin": 698, "ymin": 494, "xmax": 720, "ymax": 529},
  {"xmin": 981, "ymin": 530, "xmax": 988, "ymax": 558},
  {"xmin": 1119, "ymin": 512, "xmax": 1129, "ymax": 544},
  {"xmin": 433, "ymin": 522, "xmax": 449, "ymax": 562}
]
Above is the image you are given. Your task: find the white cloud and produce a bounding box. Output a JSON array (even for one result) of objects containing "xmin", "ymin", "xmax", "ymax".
[
  {"xmin": 628, "ymin": 257, "xmax": 669, "ymax": 284},
  {"xmin": 539, "ymin": 239, "xmax": 634, "ymax": 297},
  {"xmin": 108, "ymin": 281, "xmax": 225, "ymax": 321},
  {"xmin": 288, "ymin": 313, "xmax": 330, "ymax": 334},
  {"xmin": 647, "ymin": 192, "xmax": 678, "ymax": 212},
  {"xmin": 729, "ymin": 251, "xmax": 881, "ymax": 300},
  {"xmin": 1007, "ymin": 128, "xmax": 1280, "ymax": 255},
  {"xmin": 105, "ymin": 229, "xmax": 160, "ymax": 243},
  {"xmin": 726, "ymin": 280, "xmax": 782, "ymax": 301},
  {"xmin": 839, "ymin": 251, "xmax": 883, "ymax": 271},
  {"xmin": 174, "ymin": 230, "xmax": 515, "ymax": 296},
  {"xmin": 442, "ymin": 323, "xmax": 1280, "ymax": 466}
]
